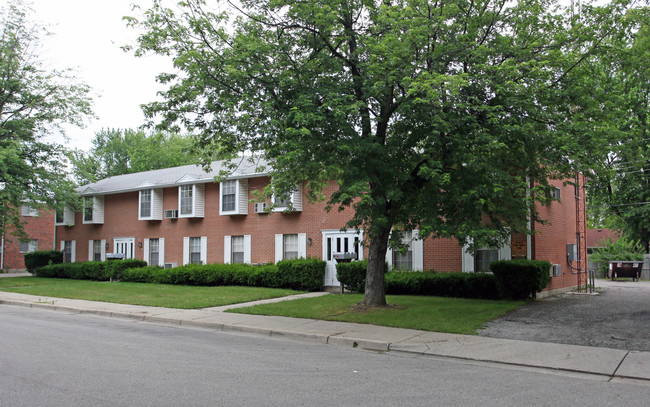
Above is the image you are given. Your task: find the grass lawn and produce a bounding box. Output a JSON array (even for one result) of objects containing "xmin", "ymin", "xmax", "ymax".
[
  {"xmin": 0, "ymin": 277, "xmax": 301, "ymax": 309},
  {"xmin": 228, "ymin": 294, "xmax": 525, "ymax": 335}
]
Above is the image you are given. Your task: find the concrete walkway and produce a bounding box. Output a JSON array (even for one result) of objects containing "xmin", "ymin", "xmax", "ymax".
[{"xmin": 0, "ymin": 290, "xmax": 648, "ymax": 384}]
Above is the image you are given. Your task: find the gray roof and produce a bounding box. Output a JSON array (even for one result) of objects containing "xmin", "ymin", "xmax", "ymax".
[{"xmin": 78, "ymin": 157, "xmax": 268, "ymax": 196}]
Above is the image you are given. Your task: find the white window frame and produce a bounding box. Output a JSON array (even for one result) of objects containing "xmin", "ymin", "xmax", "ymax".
[
  {"xmin": 19, "ymin": 239, "xmax": 38, "ymax": 253},
  {"xmin": 87, "ymin": 239, "xmax": 106, "ymax": 261},
  {"xmin": 462, "ymin": 238, "xmax": 512, "ymax": 273},
  {"xmin": 143, "ymin": 238, "xmax": 165, "ymax": 267},
  {"xmin": 55, "ymin": 206, "xmax": 75, "ymax": 226},
  {"xmin": 82, "ymin": 196, "xmax": 104, "ymax": 224},
  {"xmin": 20, "ymin": 205, "xmax": 39, "ymax": 217},
  {"xmin": 178, "ymin": 184, "xmax": 205, "ymax": 218},
  {"xmin": 224, "ymin": 235, "xmax": 252, "ymax": 264},
  {"xmin": 183, "ymin": 236, "xmax": 207, "ymax": 265},
  {"xmin": 274, "ymin": 233, "xmax": 307, "ymax": 263},
  {"xmin": 220, "ymin": 179, "xmax": 249, "ymax": 215},
  {"xmin": 385, "ymin": 230, "xmax": 424, "ymax": 271},
  {"xmin": 271, "ymin": 184, "xmax": 303, "ymax": 212},
  {"xmin": 60, "ymin": 240, "xmax": 76, "ymax": 263},
  {"xmin": 139, "ymin": 189, "xmax": 153, "ymax": 219}
]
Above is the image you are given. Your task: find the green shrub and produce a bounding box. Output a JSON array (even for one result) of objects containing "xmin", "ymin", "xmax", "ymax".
[
  {"xmin": 34, "ymin": 263, "xmax": 84, "ymax": 279},
  {"xmin": 106, "ymin": 259, "xmax": 147, "ymax": 281},
  {"xmin": 490, "ymin": 259, "xmax": 551, "ymax": 300},
  {"xmin": 23, "ymin": 250, "xmax": 63, "ymax": 273},
  {"xmin": 336, "ymin": 260, "xmax": 368, "ymax": 293},
  {"xmin": 384, "ymin": 271, "xmax": 501, "ymax": 300},
  {"xmin": 121, "ymin": 266, "xmax": 160, "ymax": 283},
  {"xmin": 589, "ymin": 236, "xmax": 645, "ymax": 277},
  {"xmin": 277, "ymin": 258, "xmax": 326, "ymax": 291}
]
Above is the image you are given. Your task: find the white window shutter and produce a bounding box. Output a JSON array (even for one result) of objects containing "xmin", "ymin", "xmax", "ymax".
[
  {"xmin": 275, "ymin": 234, "xmax": 283, "ymax": 263},
  {"xmin": 100, "ymin": 240, "xmax": 106, "ymax": 261},
  {"xmin": 224, "ymin": 236, "xmax": 232, "ymax": 264},
  {"xmin": 298, "ymin": 233, "xmax": 307, "ymax": 258},
  {"xmin": 499, "ymin": 240, "xmax": 512, "ymax": 261},
  {"xmin": 412, "ymin": 230, "xmax": 424, "ymax": 271},
  {"xmin": 462, "ymin": 243, "xmax": 474, "ymax": 273},
  {"xmin": 385, "ymin": 246, "xmax": 393, "ymax": 267},
  {"xmin": 88, "ymin": 240, "xmax": 93, "ymax": 261},
  {"xmin": 60, "ymin": 241, "xmax": 65, "ymax": 251},
  {"xmin": 143, "ymin": 238, "xmax": 150, "ymax": 264},
  {"xmin": 71, "ymin": 240, "xmax": 76, "ymax": 263},
  {"xmin": 159, "ymin": 238, "xmax": 165, "ymax": 266},
  {"xmin": 183, "ymin": 237, "xmax": 190, "ymax": 265},
  {"xmin": 243, "ymin": 235, "xmax": 252, "ymax": 264},
  {"xmin": 200, "ymin": 237, "xmax": 208, "ymax": 264}
]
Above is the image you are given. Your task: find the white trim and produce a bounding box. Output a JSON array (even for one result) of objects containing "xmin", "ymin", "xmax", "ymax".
[
  {"xmin": 183, "ymin": 237, "xmax": 190, "ymax": 265},
  {"xmin": 272, "ymin": 184, "xmax": 303, "ymax": 212},
  {"xmin": 243, "ymin": 235, "xmax": 251, "ymax": 264},
  {"xmin": 224, "ymin": 236, "xmax": 232, "ymax": 264},
  {"xmin": 298, "ymin": 233, "xmax": 307, "ymax": 258},
  {"xmin": 71, "ymin": 240, "xmax": 76, "ymax": 263},
  {"xmin": 275, "ymin": 234, "xmax": 283, "ymax": 263},
  {"xmin": 159, "ymin": 238, "xmax": 165, "ymax": 266},
  {"xmin": 143, "ymin": 238, "xmax": 150, "ymax": 264},
  {"xmin": 200, "ymin": 236, "xmax": 208, "ymax": 264},
  {"xmin": 100, "ymin": 240, "xmax": 106, "ymax": 261},
  {"xmin": 88, "ymin": 240, "xmax": 93, "ymax": 261},
  {"xmin": 220, "ymin": 179, "xmax": 249, "ymax": 216}
]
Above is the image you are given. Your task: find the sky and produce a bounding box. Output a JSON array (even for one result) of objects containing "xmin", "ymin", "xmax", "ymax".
[{"xmin": 29, "ymin": 0, "xmax": 171, "ymax": 152}]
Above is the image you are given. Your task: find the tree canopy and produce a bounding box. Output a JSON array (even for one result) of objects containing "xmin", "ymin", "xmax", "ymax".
[
  {"xmin": 128, "ymin": 0, "xmax": 642, "ymax": 305},
  {"xmin": 586, "ymin": 10, "xmax": 650, "ymax": 252},
  {"xmin": 69, "ymin": 128, "xmax": 200, "ymax": 185},
  {"xmin": 0, "ymin": 1, "xmax": 93, "ymax": 238}
]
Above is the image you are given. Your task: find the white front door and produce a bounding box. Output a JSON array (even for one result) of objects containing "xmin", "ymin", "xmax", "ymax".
[
  {"xmin": 114, "ymin": 237, "xmax": 135, "ymax": 259},
  {"xmin": 322, "ymin": 230, "xmax": 363, "ymax": 287}
]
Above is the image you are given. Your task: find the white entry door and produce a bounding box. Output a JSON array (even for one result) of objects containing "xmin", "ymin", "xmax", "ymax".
[
  {"xmin": 322, "ymin": 230, "xmax": 363, "ymax": 287},
  {"xmin": 113, "ymin": 237, "xmax": 135, "ymax": 259}
]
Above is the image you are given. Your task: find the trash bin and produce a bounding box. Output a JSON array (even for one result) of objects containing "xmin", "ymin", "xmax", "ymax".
[{"xmin": 608, "ymin": 261, "xmax": 643, "ymax": 281}]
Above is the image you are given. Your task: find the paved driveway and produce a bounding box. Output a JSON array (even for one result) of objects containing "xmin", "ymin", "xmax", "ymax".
[{"xmin": 478, "ymin": 279, "xmax": 650, "ymax": 351}]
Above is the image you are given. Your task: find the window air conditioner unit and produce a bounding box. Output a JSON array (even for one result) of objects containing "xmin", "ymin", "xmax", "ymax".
[
  {"xmin": 254, "ymin": 202, "xmax": 267, "ymax": 213},
  {"xmin": 551, "ymin": 264, "xmax": 562, "ymax": 277},
  {"xmin": 164, "ymin": 262, "xmax": 178, "ymax": 269},
  {"xmin": 164, "ymin": 209, "xmax": 178, "ymax": 219}
]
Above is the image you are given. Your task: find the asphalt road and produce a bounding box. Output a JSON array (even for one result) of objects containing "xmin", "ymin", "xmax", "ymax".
[
  {"xmin": 1, "ymin": 306, "xmax": 649, "ymax": 406},
  {"xmin": 479, "ymin": 279, "xmax": 650, "ymax": 351}
]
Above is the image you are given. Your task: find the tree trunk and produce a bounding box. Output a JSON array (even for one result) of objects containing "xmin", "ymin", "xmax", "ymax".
[{"xmin": 364, "ymin": 224, "xmax": 392, "ymax": 307}]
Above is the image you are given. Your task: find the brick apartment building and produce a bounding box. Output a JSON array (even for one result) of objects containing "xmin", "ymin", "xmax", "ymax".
[
  {"xmin": 1, "ymin": 206, "xmax": 55, "ymax": 271},
  {"xmin": 55, "ymin": 159, "xmax": 588, "ymax": 293}
]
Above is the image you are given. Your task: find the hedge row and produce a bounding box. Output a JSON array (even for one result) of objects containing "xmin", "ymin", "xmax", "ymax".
[
  {"xmin": 336, "ymin": 259, "xmax": 553, "ymax": 300},
  {"xmin": 490, "ymin": 259, "xmax": 552, "ymax": 299},
  {"xmin": 35, "ymin": 258, "xmax": 326, "ymax": 292},
  {"xmin": 24, "ymin": 250, "xmax": 63, "ymax": 273},
  {"xmin": 35, "ymin": 259, "xmax": 148, "ymax": 281}
]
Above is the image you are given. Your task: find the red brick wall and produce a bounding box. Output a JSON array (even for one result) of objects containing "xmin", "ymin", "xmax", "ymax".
[
  {"xmin": 2, "ymin": 210, "xmax": 55, "ymax": 271},
  {"xmin": 56, "ymin": 175, "xmax": 586, "ymax": 292},
  {"xmin": 57, "ymin": 178, "xmax": 358, "ymax": 265}
]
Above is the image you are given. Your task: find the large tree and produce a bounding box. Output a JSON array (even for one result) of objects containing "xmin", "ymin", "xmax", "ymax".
[
  {"xmin": 128, "ymin": 0, "xmax": 635, "ymax": 306},
  {"xmin": 69, "ymin": 128, "xmax": 200, "ymax": 185},
  {"xmin": 0, "ymin": 1, "xmax": 93, "ymax": 238},
  {"xmin": 586, "ymin": 10, "xmax": 650, "ymax": 252}
]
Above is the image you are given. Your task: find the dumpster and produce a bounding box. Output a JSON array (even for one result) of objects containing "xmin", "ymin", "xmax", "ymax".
[{"xmin": 609, "ymin": 261, "xmax": 643, "ymax": 281}]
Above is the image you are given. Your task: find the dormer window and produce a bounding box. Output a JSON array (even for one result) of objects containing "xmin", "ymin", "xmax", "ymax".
[
  {"xmin": 82, "ymin": 196, "xmax": 104, "ymax": 224},
  {"xmin": 139, "ymin": 189, "xmax": 163, "ymax": 220},
  {"xmin": 272, "ymin": 184, "xmax": 303, "ymax": 212},
  {"xmin": 55, "ymin": 206, "xmax": 75, "ymax": 226},
  {"xmin": 219, "ymin": 179, "xmax": 248, "ymax": 215},
  {"xmin": 178, "ymin": 184, "xmax": 205, "ymax": 218}
]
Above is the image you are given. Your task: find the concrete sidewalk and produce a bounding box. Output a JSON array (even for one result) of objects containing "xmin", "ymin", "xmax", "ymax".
[{"xmin": 1, "ymin": 291, "xmax": 648, "ymax": 383}]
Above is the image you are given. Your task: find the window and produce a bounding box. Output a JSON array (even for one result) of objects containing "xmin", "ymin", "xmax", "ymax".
[
  {"xmin": 64, "ymin": 241, "xmax": 73, "ymax": 263},
  {"xmin": 283, "ymin": 234, "xmax": 299, "ymax": 260},
  {"xmin": 55, "ymin": 208, "xmax": 64, "ymax": 223},
  {"xmin": 190, "ymin": 237, "xmax": 202, "ymax": 264},
  {"xmin": 180, "ymin": 185, "xmax": 193, "ymax": 215},
  {"xmin": 475, "ymin": 249, "xmax": 499, "ymax": 273},
  {"xmin": 231, "ymin": 236, "xmax": 245, "ymax": 264},
  {"xmin": 149, "ymin": 238, "xmax": 160, "ymax": 266},
  {"xmin": 222, "ymin": 180, "xmax": 236, "ymax": 212},
  {"xmin": 272, "ymin": 184, "xmax": 303, "ymax": 212},
  {"xmin": 83, "ymin": 197, "xmax": 94, "ymax": 222},
  {"xmin": 20, "ymin": 205, "xmax": 39, "ymax": 217},
  {"xmin": 140, "ymin": 189, "xmax": 152, "ymax": 218},
  {"xmin": 91, "ymin": 240, "xmax": 101, "ymax": 261},
  {"xmin": 393, "ymin": 232, "xmax": 413, "ymax": 271},
  {"xmin": 19, "ymin": 239, "xmax": 38, "ymax": 253}
]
